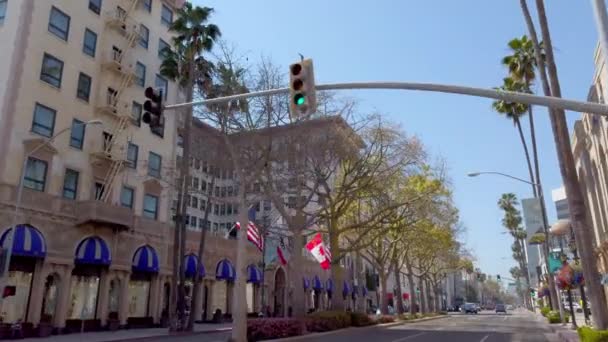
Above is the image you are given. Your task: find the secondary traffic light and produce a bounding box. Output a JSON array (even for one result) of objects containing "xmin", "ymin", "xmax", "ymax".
[
  {"xmin": 143, "ymin": 87, "xmax": 164, "ymax": 131},
  {"xmin": 289, "ymin": 58, "xmax": 316, "ymax": 118}
]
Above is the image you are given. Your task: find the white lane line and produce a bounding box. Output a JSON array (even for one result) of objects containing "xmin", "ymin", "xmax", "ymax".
[
  {"xmin": 390, "ymin": 332, "xmax": 427, "ymax": 342},
  {"xmin": 479, "ymin": 334, "xmax": 490, "ymax": 342}
]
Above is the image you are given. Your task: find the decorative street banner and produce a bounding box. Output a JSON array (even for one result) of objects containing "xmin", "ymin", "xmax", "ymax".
[{"xmin": 548, "ymin": 253, "xmax": 562, "ymax": 274}]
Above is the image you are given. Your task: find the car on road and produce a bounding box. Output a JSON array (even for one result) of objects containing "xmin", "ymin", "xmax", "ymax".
[
  {"xmin": 462, "ymin": 303, "xmax": 478, "ymax": 314},
  {"xmin": 496, "ymin": 304, "xmax": 507, "ymax": 314}
]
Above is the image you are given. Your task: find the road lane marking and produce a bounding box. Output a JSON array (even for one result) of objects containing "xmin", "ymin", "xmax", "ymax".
[
  {"xmin": 391, "ymin": 332, "xmax": 427, "ymax": 342},
  {"xmin": 479, "ymin": 334, "xmax": 490, "ymax": 342}
]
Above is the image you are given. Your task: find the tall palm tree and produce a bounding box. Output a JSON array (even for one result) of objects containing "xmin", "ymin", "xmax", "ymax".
[
  {"xmin": 519, "ymin": 0, "xmax": 608, "ymax": 328},
  {"xmin": 492, "ymin": 78, "xmax": 537, "ymax": 198},
  {"xmin": 160, "ymin": 3, "xmax": 220, "ymax": 331}
]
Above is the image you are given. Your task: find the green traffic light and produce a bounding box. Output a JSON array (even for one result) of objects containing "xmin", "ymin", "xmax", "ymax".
[{"xmin": 294, "ymin": 94, "xmax": 306, "ymax": 106}]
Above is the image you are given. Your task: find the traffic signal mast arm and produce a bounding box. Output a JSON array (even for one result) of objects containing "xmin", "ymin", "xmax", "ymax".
[{"xmin": 164, "ymin": 81, "xmax": 608, "ymax": 116}]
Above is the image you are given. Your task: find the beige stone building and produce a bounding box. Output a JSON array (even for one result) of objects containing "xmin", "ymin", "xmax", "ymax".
[{"xmin": 572, "ymin": 44, "xmax": 608, "ymax": 298}]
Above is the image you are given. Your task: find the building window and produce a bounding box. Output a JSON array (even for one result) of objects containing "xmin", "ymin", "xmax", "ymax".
[
  {"xmin": 192, "ymin": 197, "xmax": 198, "ymax": 208},
  {"xmin": 199, "ymin": 219, "xmax": 205, "ymax": 229},
  {"xmin": 31, "ymin": 103, "xmax": 56, "ymax": 137},
  {"xmin": 0, "ymin": 0, "xmax": 7, "ymax": 25},
  {"xmin": 264, "ymin": 200, "xmax": 271, "ymax": 211},
  {"xmin": 139, "ymin": 24, "xmax": 149, "ymax": 49},
  {"xmin": 155, "ymin": 74, "xmax": 168, "ymax": 100},
  {"xmin": 83, "ymin": 29, "xmax": 97, "ymax": 57},
  {"xmin": 201, "ymin": 182, "xmax": 207, "ymax": 193},
  {"xmin": 131, "ymin": 101, "xmax": 142, "ymax": 126},
  {"xmin": 161, "ymin": 5, "xmax": 172, "ymax": 26},
  {"xmin": 120, "ymin": 186, "xmax": 134, "ymax": 208},
  {"xmin": 76, "ymin": 72, "xmax": 92, "ymax": 102},
  {"xmin": 135, "ymin": 62, "xmax": 146, "ymax": 87},
  {"xmin": 69, "ymin": 119, "xmax": 86, "ymax": 149},
  {"xmin": 207, "ymin": 182, "xmax": 212, "ymax": 196},
  {"xmin": 127, "ymin": 143, "xmax": 138, "ymax": 168},
  {"xmin": 62, "ymin": 169, "xmax": 79, "ymax": 200},
  {"xmin": 192, "ymin": 177, "xmax": 199, "ymax": 190},
  {"xmin": 214, "ymin": 204, "xmax": 219, "ymax": 215},
  {"xmin": 24, "ymin": 158, "xmax": 47, "ymax": 192},
  {"xmin": 40, "ymin": 53, "xmax": 64, "ymax": 88},
  {"xmin": 48, "ymin": 6, "xmax": 70, "ymax": 41},
  {"xmin": 88, "ymin": 0, "xmax": 102, "ymax": 15},
  {"xmin": 158, "ymin": 38, "xmax": 170, "ymax": 59},
  {"xmin": 94, "ymin": 182, "xmax": 105, "ymax": 200},
  {"xmin": 227, "ymin": 204, "xmax": 232, "ymax": 215},
  {"xmin": 143, "ymin": 0, "xmax": 152, "ymax": 12},
  {"xmin": 200, "ymin": 200, "xmax": 206, "ymax": 212},
  {"xmin": 190, "ymin": 216, "xmax": 197, "ymax": 228},
  {"xmin": 148, "ymin": 152, "xmax": 161, "ymax": 178},
  {"xmin": 143, "ymin": 194, "xmax": 158, "ymax": 219}
]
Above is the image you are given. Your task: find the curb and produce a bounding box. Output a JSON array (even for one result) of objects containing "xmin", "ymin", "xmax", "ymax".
[
  {"xmin": 111, "ymin": 327, "xmax": 232, "ymax": 342},
  {"xmin": 270, "ymin": 315, "xmax": 449, "ymax": 342}
]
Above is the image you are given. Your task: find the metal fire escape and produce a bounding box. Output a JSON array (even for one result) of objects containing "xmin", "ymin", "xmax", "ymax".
[{"xmin": 92, "ymin": 0, "xmax": 141, "ymax": 203}]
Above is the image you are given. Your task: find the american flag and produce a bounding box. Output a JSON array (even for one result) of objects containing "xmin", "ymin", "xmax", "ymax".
[{"xmin": 235, "ymin": 207, "xmax": 264, "ymax": 252}]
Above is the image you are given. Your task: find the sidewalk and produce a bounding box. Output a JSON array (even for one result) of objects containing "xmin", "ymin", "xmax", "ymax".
[
  {"xmin": 18, "ymin": 323, "xmax": 232, "ymax": 342},
  {"xmin": 524, "ymin": 309, "xmax": 579, "ymax": 342}
]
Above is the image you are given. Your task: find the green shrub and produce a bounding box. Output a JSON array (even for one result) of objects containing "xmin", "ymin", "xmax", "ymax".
[
  {"xmin": 398, "ymin": 314, "xmax": 413, "ymax": 321},
  {"xmin": 306, "ymin": 311, "xmax": 352, "ymax": 332},
  {"xmin": 376, "ymin": 315, "xmax": 395, "ymax": 324},
  {"xmin": 350, "ymin": 312, "xmax": 376, "ymax": 327},
  {"xmin": 540, "ymin": 307, "xmax": 551, "ymax": 317},
  {"xmin": 578, "ymin": 326, "xmax": 608, "ymax": 341},
  {"xmin": 547, "ymin": 311, "xmax": 570, "ymax": 324}
]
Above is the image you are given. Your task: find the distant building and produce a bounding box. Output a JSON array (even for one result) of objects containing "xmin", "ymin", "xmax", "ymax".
[{"xmin": 552, "ymin": 187, "xmax": 570, "ymax": 220}]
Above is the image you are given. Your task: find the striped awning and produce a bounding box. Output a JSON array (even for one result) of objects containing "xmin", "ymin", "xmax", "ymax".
[
  {"xmin": 342, "ymin": 280, "xmax": 351, "ymax": 296},
  {"xmin": 184, "ymin": 254, "xmax": 205, "ymax": 278},
  {"xmin": 132, "ymin": 245, "xmax": 159, "ymax": 273},
  {"xmin": 326, "ymin": 279, "xmax": 334, "ymax": 292},
  {"xmin": 0, "ymin": 224, "xmax": 46, "ymax": 258},
  {"xmin": 312, "ymin": 275, "xmax": 323, "ymax": 290},
  {"xmin": 303, "ymin": 277, "xmax": 310, "ymax": 290},
  {"xmin": 215, "ymin": 259, "xmax": 235, "ymax": 281},
  {"xmin": 247, "ymin": 264, "xmax": 262, "ymax": 283},
  {"xmin": 75, "ymin": 236, "xmax": 111, "ymax": 265}
]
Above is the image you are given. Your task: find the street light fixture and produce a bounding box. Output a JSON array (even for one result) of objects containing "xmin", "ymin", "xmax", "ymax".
[{"xmin": 0, "ymin": 119, "xmax": 103, "ymax": 305}]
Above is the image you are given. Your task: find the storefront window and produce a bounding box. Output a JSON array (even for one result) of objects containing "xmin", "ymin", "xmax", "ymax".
[
  {"xmin": 246, "ymin": 283, "xmax": 254, "ymax": 313},
  {"xmin": 108, "ymin": 279, "xmax": 119, "ymax": 314},
  {"xmin": 128, "ymin": 279, "xmax": 150, "ymax": 317},
  {"xmin": 68, "ymin": 275, "xmax": 99, "ymax": 319},
  {"xmin": 2, "ymin": 271, "xmax": 32, "ymax": 323}
]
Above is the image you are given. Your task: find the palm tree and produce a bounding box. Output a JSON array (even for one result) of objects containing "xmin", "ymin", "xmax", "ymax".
[
  {"xmin": 160, "ymin": 3, "xmax": 220, "ymax": 331},
  {"xmin": 519, "ymin": 0, "xmax": 608, "ymax": 328},
  {"xmin": 492, "ymin": 81, "xmax": 536, "ymax": 198}
]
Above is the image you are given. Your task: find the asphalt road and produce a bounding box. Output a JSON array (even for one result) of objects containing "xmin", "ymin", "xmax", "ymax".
[{"xmin": 145, "ymin": 309, "xmax": 557, "ymax": 342}]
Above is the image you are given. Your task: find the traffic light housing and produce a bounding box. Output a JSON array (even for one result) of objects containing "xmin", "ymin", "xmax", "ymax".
[
  {"xmin": 289, "ymin": 59, "xmax": 316, "ymax": 118},
  {"xmin": 143, "ymin": 87, "xmax": 164, "ymax": 131},
  {"xmin": 497, "ymin": 274, "xmax": 501, "ymax": 280},
  {"xmin": 2, "ymin": 286, "xmax": 15, "ymax": 298}
]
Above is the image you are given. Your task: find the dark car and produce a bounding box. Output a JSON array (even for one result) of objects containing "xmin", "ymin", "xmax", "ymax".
[
  {"xmin": 463, "ymin": 303, "xmax": 478, "ymax": 314},
  {"xmin": 496, "ymin": 304, "xmax": 507, "ymax": 314}
]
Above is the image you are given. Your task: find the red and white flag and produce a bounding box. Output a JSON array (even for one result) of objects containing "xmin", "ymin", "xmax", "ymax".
[
  {"xmin": 306, "ymin": 233, "xmax": 331, "ymax": 270},
  {"xmin": 276, "ymin": 237, "xmax": 289, "ymax": 265},
  {"xmin": 234, "ymin": 207, "xmax": 263, "ymax": 252}
]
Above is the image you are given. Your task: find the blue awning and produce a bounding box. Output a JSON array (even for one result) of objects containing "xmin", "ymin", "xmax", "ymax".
[
  {"xmin": 342, "ymin": 280, "xmax": 351, "ymax": 297},
  {"xmin": 0, "ymin": 224, "xmax": 46, "ymax": 258},
  {"xmin": 326, "ymin": 279, "xmax": 334, "ymax": 292},
  {"xmin": 312, "ymin": 275, "xmax": 323, "ymax": 290},
  {"xmin": 132, "ymin": 245, "xmax": 159, "ymax": 273},
  {"xmin": 75, "ymin": 236, "xmax": 111, "ymax": 265},
  {"xmin": 184, "ymin": 254, "xmax": 205, "ymax": 278},
  {"xmin": 216, "ymin": 259, "xmax": 235, "ymax": 281},
  {"xmin": 247, "ymin": 264, "xmax": 262, "ymax": 283},
  {"xmin": 303, "ymin": 277, "xmax": 310, "ymax": 290}
]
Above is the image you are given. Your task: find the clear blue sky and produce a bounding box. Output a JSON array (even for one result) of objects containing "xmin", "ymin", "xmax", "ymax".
[{"xmin": 194, "ymin": 0, "xmax": 598, "ymax": 279}]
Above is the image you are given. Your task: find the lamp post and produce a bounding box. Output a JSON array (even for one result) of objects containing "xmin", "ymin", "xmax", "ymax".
[
  {"xmin": 468, "ymin": 171, "xmax": 563, "ymax": 319},
  {"xmin": 0, "ymin": 120, "xmax": 102, "ymax": 310}
]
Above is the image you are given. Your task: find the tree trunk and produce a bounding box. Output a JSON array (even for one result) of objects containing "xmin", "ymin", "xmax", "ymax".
[
  {"xmin": 515, "ymin": 117, "xmax": 538, "ymax": 197},
  {"xmin": 419, "ymin": 278, "xmax": 427, "ymax": 314},
  {"xmin": 230, "ymin": 189, "xmax": 249, "ymax": 342},
  {"xmin": 187, "ymin": 177, "xmax": 215, "ymax": 330},
  {"xmin": 290, "ymin": 226, "xmax": 306, "ymax": 317},
  {"xmin": 169, "ymin": 177, "xmax": 183, "ymax": 331},
  {"xmin": 406, "ymin": 261, "xmax": 417, "ymax": 314},
  {"xmin": 379, "ymin": 272, "xmax": 389, "ymax": 314},
  {"xmin": 355, "ymin": 252, "xmax": 366, "ymax": 313},
  {"xmin": 393, "ymin": 259, "xmax": 404, "ymax": 314},
  {"xmin": 518, "ymin": 237, "xmax": 533, "ymax": 310},
  {"xmin": 329, "ymin": 226, "xmax": 346, "ymax": 311}
]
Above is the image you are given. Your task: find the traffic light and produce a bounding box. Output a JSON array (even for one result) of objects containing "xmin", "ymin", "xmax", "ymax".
[
  {"xmin": 497, "ymin": 274, "xmax": 501, "ymax": 280},
  {"xmin": 143, "ymin": 87, "xmax": 164, "ymax": 131},
  {"xmin": 289, "ymin": 58, "xmax": 317, "ymax": 118},
  {"xmin": 2, "ymin": 286, "xmax": 15, "ymax": 298}
]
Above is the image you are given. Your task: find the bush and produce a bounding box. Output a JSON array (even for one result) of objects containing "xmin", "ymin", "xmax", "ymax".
[
  {"xmin": 540, "ymin": 307, "xmax": 551, "ymax": 317},
  {"xmin": 547, "ymin": 311, "xmax": 570, "ymax": 324},
  {"xmin": 247, "ymin": 318, "xmax": 304, "ymax": 342},
  {"xmin": 350, "ymin": 312, "xmax": 376, "ymax": 327},
  {"xmin": 377, "ymin": 315, "xmax": 396, "ymax": 324},
  {"xmin": 578, "ymin": 326, "xmax": 608, "ymax": 342},
  {"xmin": 306, "ymin": 311, "xmax": 352, "ymax": 332},
  {"xmin": 398, "ymin": 314, "xmax": 413, "ymax": 321}
]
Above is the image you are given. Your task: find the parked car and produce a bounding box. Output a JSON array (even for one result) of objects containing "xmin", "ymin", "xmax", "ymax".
[
  {"xmin": 463, "ymin": 303, "xmax": 478, "ymax": 314},
  {"xmin": 496, "ymin": 304, "xmax": 507, "ymax": 314}
]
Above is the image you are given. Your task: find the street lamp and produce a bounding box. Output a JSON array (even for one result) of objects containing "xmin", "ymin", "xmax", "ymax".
[
  {"xmin": 467, "ymin": 170, "xmax": 562, "ymax": 318},
  {"xmin": 0, "ymin": 119, "xmax": 103, "ymax": 302}
]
